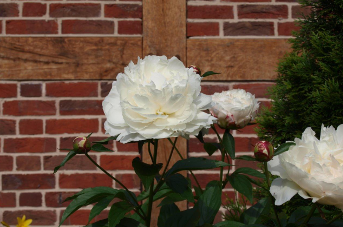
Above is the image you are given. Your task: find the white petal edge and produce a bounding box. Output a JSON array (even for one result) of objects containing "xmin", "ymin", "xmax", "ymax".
[
  {"xmin": 267, "ymin": 155, "xmax": 291, "ymax": 180},
  {"xmin": 270, "ymin": 178, "xmax": 302, "ymax": 205}
]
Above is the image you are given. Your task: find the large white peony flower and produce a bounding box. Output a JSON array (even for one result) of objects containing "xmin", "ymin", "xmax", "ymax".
[
  {"xmin": 268, "ymin": 124, "xmax": 343, "ymax": 210},
  {"xmin": 209, "ymin": 89, "xmax": 259, "ymax": 129},
  {"xmin": 102, "ymin": 56, "xmax": 216, "ymax": 143}
]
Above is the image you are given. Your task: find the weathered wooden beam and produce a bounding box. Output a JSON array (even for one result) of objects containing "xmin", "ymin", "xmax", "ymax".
[
  {"xmin": 0, "ymin": 37, "xmax": 142, "ymax": 80},
  {"xmin": 187, "ymin": 39, "xmax": 291, "ymax": 80}
]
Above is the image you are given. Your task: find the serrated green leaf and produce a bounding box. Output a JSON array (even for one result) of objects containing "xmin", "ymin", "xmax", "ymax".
[
  {"xmin": 132, "ymin": 157, "xmax": 162, "ymax": 191},
  {"xmin": 233, "ymin": 168, "xmax": 265, "ymax": 179},
  {"xmin": 201, "ymin": 71, "xmax": 220, "ymax": 78},
  {"xmin": 228, "ymin": 174, "xmax": 253, "ymax": 203},
  {"xmin": 165, "ymin": 173, "xmax": 194, "ymax": 202},
  {"xmin": 236, "ymin": 155, "xmax": 256, "ymax": 161},
  {"xmin": 223, "ymin": 130, "xmax": 235, "ymax": 159},
  {"xmin": 274, "ymin": 142, "xmax": 295, "ymax": 156},
  {"xmin": 204, "ymin": 143, "xmax": 220, "ymax": 156},
  {"xmin": 92, "ymin": 136, "xmax": 118, "ymax": 144},
  {"xmin": 165, "ymin": 157, "xmax": 229, "ymax": 178},
  {"xmin": 158, "ymin": 203, "xmax": 180, "ymax": 227},
  {"xmin": 108, "ymin": 201, "xmax": 133, "ymax": 227},
  {"xmin": 54, "ymin": 150, "xmax": 77, "ymax": 173},
  {"xmin": 241, "ymin": 198, "xmax": 271, "ymax": 225},
  {"xmin": 88, "ymin": 195, "xmax": 114, "ymax": 224},
  {"xmin": 165, "ymin": 208, "xmax": 201, "ymax": 227},
  {"xmin": 91, "ymin": 143, "xmax": 113, "ymax": 152}
]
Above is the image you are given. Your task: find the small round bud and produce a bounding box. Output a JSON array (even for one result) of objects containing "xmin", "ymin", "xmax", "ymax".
[
  {"xmin": 73, "ymin": 136, "xmax": 91, "ymax": 153},
  {"xmin": 254, "ymin": 141, "xmax": 274, "ymax": 162},
  {"xmin": 188, "ymin": 65, "xmax": 201, "ymax": 75}
]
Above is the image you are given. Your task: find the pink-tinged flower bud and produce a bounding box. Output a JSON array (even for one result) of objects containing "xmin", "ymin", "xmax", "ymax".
[
  {"xmin": 254, "ymin": 141, "xmax": 274, "ymax": 162},
  {"xmin": 188, "ymin": 65, "xmax": 201, "ymax": 75},
  {"xmin": 73, "ymin": 136, "xmax": 91, "ymax": 153}
]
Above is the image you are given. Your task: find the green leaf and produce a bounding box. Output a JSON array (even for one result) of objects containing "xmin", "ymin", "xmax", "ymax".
[
  {"xmin": 54, "ymin": 150, "xmax": 77, "ymax": 173},
  {"xmin": 92, "ymin": 136, "xmax": 118, "ymax": 144},
  {"xmin": 228, "ymin": 174, "xmax": 253, "ymax": 203},
  {"xmin": 274, "ymin": 142, "xmax": 295, "ymax": 156},
  {"xmin": 158, "ymin": 193, "xmax": 185, "ymax": 207},
  {"xmin": 165, "ymin": 173, "xmax": 194, "ymax": 202},
  {"xmin": 223, "ymin": 130, "xmax": 235, "ymax": 159},
  {"xmin": 165, "ymin": 157, "xmax": 229, "ymax": 177},
  {"xmin": 201, "ymin": 71, "xmax": 220, "ymax": 78},
  {"xmin": 196, "ymin": 130, "xmax": 205, "ymax": 143},
  {"xmin": 137, "ymin": 183, "xmax": 172, "ymax": 202},
  {"xmin": 116, "ymin": 218, "xmax": 146, "ymax": 227},
  {"xmin": 214, "ymin": 221, "xmax": 244, "ymax": 227},
  {"xmin": 84, "ymin": 219, "xmax": 108, "ymax": 227},
  {"xmin": 236, "ymin": 155, "xmax": 256, "ymax": 161},
  {"xmin": 196, "ymin": 181, "xmax": 222, "ymax": 226},
  {"xmin": 194, "ymin": 186, "xmax": 203, "ymax": 198},
  {"xmin": 241, "ymin": 198, "xmax": 271, "ymax": 225},
  {"xmin": 158, "ymin": 203, "xmax": 180, "ymax": 227},
  {"xmin": 165, "ymin": 208, "xmax": 201, "ymax": 227},
  {"xmin": 91, "ymin": 143, "xmax": 113, "ymax": 152},
  {"xmin": 88, "ymin": 195, "xmax": 114, "ymax": 224},
  {"xmin": 132, "ymin": 157, "xmax": 163, "ymax": 191},
  {"xmin": 108, "ymin": 201, "xmax": 133, "ymax": 227},
  {"xmin": 86, "ymin": 132, "xmax": 93, "ymax": 139},
  {"xmin": 233, "ymin": 167, "xmax": 265, "ymax": 179},
  {"xmin": 204, "ymin": 143, "xmax": 220, "ymax": 156}
]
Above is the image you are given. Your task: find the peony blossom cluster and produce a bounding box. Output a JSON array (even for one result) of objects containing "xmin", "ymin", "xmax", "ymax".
[
  {"xmin": 103, "ymin": 56, "xmax": 216, "ymax": 143},
  {"xmin": 268, "ymin": 124, "xmax": 343, "ymax": 210}
]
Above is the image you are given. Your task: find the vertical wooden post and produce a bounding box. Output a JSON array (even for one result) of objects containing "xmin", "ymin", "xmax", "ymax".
[{"xmin": 142, "ymin": 0, "xmax": 187, "ymax": 225}]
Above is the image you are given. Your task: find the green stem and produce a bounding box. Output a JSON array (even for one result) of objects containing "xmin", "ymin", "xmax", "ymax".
[
  {"xmin": 167, "ymin": 138, "xmax": 203, "ymax": 193},
  {"xmin": 327, "ymin": 213, "xmax": 343, "ymax": 225},
  {"xmin": 263, "ymin": 162, "xmax": 282, "ymax": 227},
  {"xmin": 147, "ymin": 141, "xmax": 154, "ymax": 163},
  {"xmin": 85, "ymin": 153, "xmax": 146, "ymax": 219},
  {"xmin": 211, "ymin": 125, "xmax": 226, "ymax": 187},
  {"xmin": 302, "ymin": 204, "xmax": 317, "ymax": 225},
  {"xmin": 146, "ymin": 139, "xmax": 159, "ymax": 227}
]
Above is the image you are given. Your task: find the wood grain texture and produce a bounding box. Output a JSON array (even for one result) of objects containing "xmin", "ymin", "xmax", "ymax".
[
  {"xmin": 0, "ymin": 37, "xmax": 142, "ymax": 80},
  {"xmin": 143, "ymin": 0, "xmax": 186, "ymax": 61},
  {"xmin": 187, "ymin": 39, "xmax": 291, "ymax": 80},
  {"xmin": 142, "ymin": 0, "xmax": 187, "ymax": 225}
]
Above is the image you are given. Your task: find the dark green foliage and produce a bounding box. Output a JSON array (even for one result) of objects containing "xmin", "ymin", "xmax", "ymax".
[{"xmin": 256, "ymin": 0, "xmax": 343, "ymax": 145}]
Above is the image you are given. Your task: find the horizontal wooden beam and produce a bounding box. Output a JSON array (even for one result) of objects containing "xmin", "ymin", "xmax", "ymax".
[
  {"xmin": 0, "ymin": 37, "xmax": 142, "ymax": 80},
  {"xmin": 187, "ymin": 39, "xmax": 291, "ymax": 81}
]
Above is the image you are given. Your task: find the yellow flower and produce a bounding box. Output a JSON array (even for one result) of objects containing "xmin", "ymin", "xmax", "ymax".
[
  {"xmin": 1, "ymin": 221, "xmax": 10, "ymax": 227},
  {"xmin": 16, "ymin": 216, "xmax": 32, "ymax": 227}
]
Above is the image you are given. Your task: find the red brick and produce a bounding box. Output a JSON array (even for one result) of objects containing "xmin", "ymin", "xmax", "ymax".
[
  {"xmin": 235, "ymin": 124, "xmax": 259, "ymax": 135},
  {"xmin": 233, "ymin": 83, "xmax": 274, "ymax": 98},
  {"xmin": 188, "ymin": 6, "xmax": 234, "ymax": 19},
  {"xmin": 118, "ymin": 20, "xmax": 142, "ymax": 35},
  {"xmin": 201, "ymin": 84, "xmax": 230, "ymax": 96},
  {"xmin": 0, "ymin": 119, "xmax": 15, "ymax": 135},
  {"xmin": 101, "ymin": 82, "xmax": 112, "ymax": 97},
  {"xmin": 6, "ymin": 20, "xmax": 58, "ymax": 34},
  {"xmin": 222, "ymin": 0, "xmax": 270, "ymax": 1},
  {"xmin": 0, "ymin": 3, "xmax": 19, "ymax": 17},
  {"xmin": 16, "ymin": 156, "xmax": 41, "ymax": 171},
  {"xmin": 235, "ymin": 137, "xmax": 260, "ymax": 152},
  {"xmin": 222, "ymin": 191, "xmax": 236, "ymax": 203},
  {"xmin": 23, "ymin": 3, "xmax": 46, "ymax": 17},
  {"xmin": 60, "ymin": 100, "xmax": 103, "ymax": 115},
  {"xmin": 277, "ymin": 0, "xmax": 297, "ymax": 1},
  {"xmin": 3, "ymin": 210, "xmax": 56, "ymax": 225},
  {"xmin": 187, "ymin": 22, "xmax": 219, "ymax": 37},
  {"xmin": 278, "ymin": 22, "xmax": 300, "ymax": 36},
  {"xmin": 60, "ymin": 136, "xmax": 114, "ymax": 152},
  {"xmin": 50, "ymin": 3, "xmax": 101, "ymax": 17},
  {"xmin": 61, "ymin": 209, "xmax": 109, "ymax": 225},
  {"xmin": 188, "ymin": 137, "xmax": 218, "ymax": 153},
  {"xmin": 2, "ymin": 174, "xmax": 55, "ymax": 190},
  {"xmin": 0, "ymin": 192, "xmax": 16, "ymax": 207},
  {"xmin": 45, "ymin": 191, "xmax": 77, "ymax": 207},
  {"xmin": 46, "ymin": 82, "xmax": 98, "ymax": 97},
  {"xmin": 235, "ymin": 158, "xmax": 259, "ymax": 170},
  {"xmin": 46, "ymin": 119, "xmax": 99, "ymax": 134},
  {"xmin": 4, "ymin": 138, "xmax": 56, "ymax": 153},
  {"xmin": 100, "ymin": 155, "xmax": 138, "ymax": 170},
  {"xmin": 224, "ymin": 22, "xmax": 274, "ymax": 36},
  {"xmin": 62, "ymin": 20, "xmax": 114, "ymax": 34},
  {"xmin": 20, "ymin": 83, "xmax": 42, "ymax": 97},
  {"xmin": 59, "ymin": 173, "xmax": 112, "ymax": 188},
  {"xmin": 43, "ymin": 155, "xmax": 96, "ymax": 171},
  {"xmin": 19, "ymin": 119, "xmax": 43, "ymax": 135},
  {"xmin": 260, "ymin": 100, "xmax": 272, "ymax": 109},
  {"xmin": 19, "ymin": 193, "xmax": 42, "ymax": 207},
  {"xmin": 0, "ymin": 156, "xmax": 13, "ymax": 171},
  {"xmin": 115, "ymin": 174, "xmax": 140, "ymax": 189},
  {"xmin": 105, "ymin": 4, "xmax": 142, "ymax": 18},
  {"xmin": 116, "ymin": 142, "xmax": 138, "ymax": 152},
  {"xmin": 238, "ymin": 5, "xmax": 288, "ymax": 19},
  {"xmin": 3, "ymin": 100, "xmax": 56, "ymax": 116},
  {"xmin": 0, "ymin": 20, "xmax": 2, "ymax": 33},
  {"xmin": 292, "ymin": 5, "xmax": 311, "ymax": 19},
  {"xmin": 0, "ymin": 83, "xmax": 16, "ymax": 98}
]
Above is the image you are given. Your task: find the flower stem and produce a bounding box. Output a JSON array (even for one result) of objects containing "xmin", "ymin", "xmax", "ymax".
[
  {"xmin": 146, "ymin": 139, "xmax": 159, "ymax": 227},
  {"xmin": 85, "ymin": 153, "xmax": 146, "ymax": 219},
  {"xmin": 147, "ymin": 141, "xmax": 154, "ymax": 163},
  {"xmin": 302, "ymin": 204, "xmax": 317, "ymax": 225},
  {"xmin": 167, "ymin": 138, "xmax": 203, "ymax": 193},
  {"xmin": 327, "ymin": 212, "xmax": 343, "ymax": 224},
  {"xmin": 263, "ymin": 162, "xmax": 282, "ymax": 227},
  {"xmin": 211, "ymin": 125, "xmax": 226, "ymax": 187}
]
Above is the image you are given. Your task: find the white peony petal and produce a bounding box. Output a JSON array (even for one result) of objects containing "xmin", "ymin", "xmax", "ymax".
[
  {"xmin": 167, "ymin": 56, "xmax": 186, "ymax": 72},
  {"xmin": 270, "ymin": 178, "xmax": 302, "ymax": 205},
  {"xmin": 194, "ymin": 93, "xmax": 213, "ymax": 110},
  {"xmin": 267, "ymin": 156, "xmax": 290, "ymax": 180}
]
